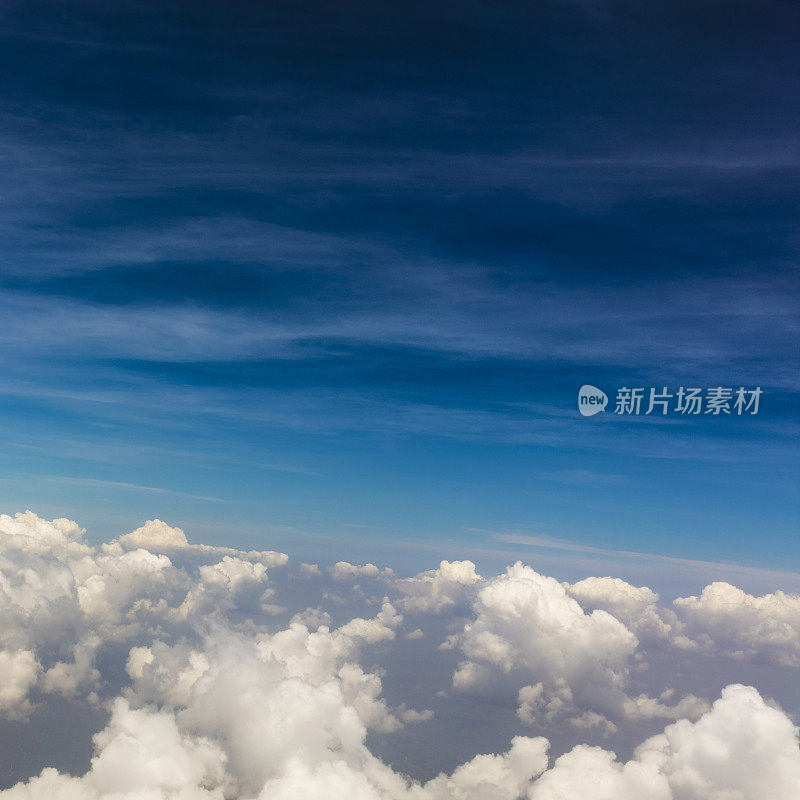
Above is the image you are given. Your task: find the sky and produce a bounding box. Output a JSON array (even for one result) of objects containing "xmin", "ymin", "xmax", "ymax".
[{"xmin": 0, "ymin": 0, "xmax": 798, "ymax": 593}]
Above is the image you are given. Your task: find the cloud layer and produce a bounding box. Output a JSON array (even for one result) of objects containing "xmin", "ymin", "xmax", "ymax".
[{"xmin": 1, "ymin": 512, "xmax": 799, "ymax": 799}]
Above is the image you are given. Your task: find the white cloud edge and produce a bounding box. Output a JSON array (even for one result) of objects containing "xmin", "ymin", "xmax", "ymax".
[{"xmin": 1, "ymin": 510, "xmax": 799, "ymax": 799}]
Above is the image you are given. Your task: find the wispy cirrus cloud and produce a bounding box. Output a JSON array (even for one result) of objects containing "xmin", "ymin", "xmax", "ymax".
[{"xmin": 0, "ymin": 0, "xmax": 795, "ymax": 576}]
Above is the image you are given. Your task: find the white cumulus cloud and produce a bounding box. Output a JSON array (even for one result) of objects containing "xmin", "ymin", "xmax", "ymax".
[
  {"xmin": 1, "ymin": 511, "xmax": 799, "ymax": 800},
  {"xmin": 673, "ymin": 582, "xmax": 800, "ymax": 666}
]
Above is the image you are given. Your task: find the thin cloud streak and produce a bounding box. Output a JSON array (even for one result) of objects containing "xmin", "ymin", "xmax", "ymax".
[
  {"xmin": 492, "ymin": 532, "xmax": 800, "ymax": 587},
  {"xmin": 22, "ymin": 474, "xmax": 229, "ymax": 504}
]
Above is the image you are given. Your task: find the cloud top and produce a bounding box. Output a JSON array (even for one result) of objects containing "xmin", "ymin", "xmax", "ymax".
[{"xmin": 1, "ymin": 512, "xmax": 800, "ymax": 799}]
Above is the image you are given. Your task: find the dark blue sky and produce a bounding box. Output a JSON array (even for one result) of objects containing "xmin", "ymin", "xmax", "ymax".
[{"xmin": 0, "ymin": 0, "xmax": 797, "ymax": 591}]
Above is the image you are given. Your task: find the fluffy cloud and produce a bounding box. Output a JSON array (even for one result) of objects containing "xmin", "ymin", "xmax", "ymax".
[
  {"xmin": 117, "ymin": 519, "xmax": 288, "ymax": 568},
  {"xmin": 394, "ymin": 560, "xmax": 482, "ymax": 615},
  {"xmin": 529, "ymin": 684, "xmax": 800, "ymax": 800},
  {"xmin": 0, "ymin": 511, "xmax": 91, "ymax": 560},
  {"xmin": 0, "ymin": 511, "xmax": 288, "ymax": 718},
  {"xmin": 1, "ymin": 511, "xmax": 800, "ymax": 800},
  {"xmin": 565, "ymin": 576, "xmax": 679, "ymax": 644},
  {"xmin": 117, "ymin": 519, "xmax": 192, "ymax": 552},
  {"xmin": 8, "ymin": 673, "xmax": 799, "ymax": 800},
  {"xmin": 416, "ymin": 736, "xmax": 549, "ymax": 800},
  {"xmin": 2, "ymin": 698, "xmax": 227, "ymax": 799},
  {"xmin": 179, "ymin": 556, "xmax": 274, "ymax": 618},
  {"xmin": 564, "ymin": 577, "xmax": 800, "ymax": 667},
  {"xmin": 567, "ymin": 575, "xmax": 800, "ymax": 666},
  {"xmin": 121, "ymin": 626, "xmax": 540, "ymax": 800},
  {"xmin": 329, "ymin": 562, "xmax": 394, "ymax": 581},
  {"xmin": 0, "ymin": 649, "xmax": 40, "ymax": 719},
  {"xmin": 74, "ymin": 548, "xmax": 186, "ymax": 636},
  {"xmin": 448, "ymin": 564, "xmax": 640, "ymax": 726},
  {"xmin": 673, "ymin": 582, "xmax": 800, "ymax": 666}
]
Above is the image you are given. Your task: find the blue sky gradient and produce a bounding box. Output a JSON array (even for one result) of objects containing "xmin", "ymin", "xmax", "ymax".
[{"xmin": 0, "ymin": 0, "xmax": 797, "ymax": 591}]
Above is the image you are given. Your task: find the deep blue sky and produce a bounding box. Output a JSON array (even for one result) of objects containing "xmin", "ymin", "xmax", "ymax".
[{"xmin": 0, "ymin": 0, "xmax": 797, "ymax": 591}]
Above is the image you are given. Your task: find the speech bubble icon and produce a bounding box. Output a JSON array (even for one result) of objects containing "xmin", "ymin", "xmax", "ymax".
[{"xmin": 578, "ymin": 385, "xmax": 608, "ymax": 417}]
